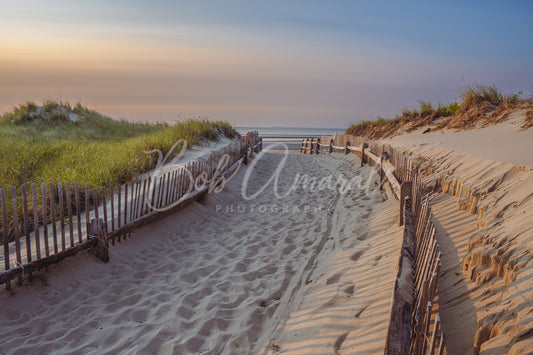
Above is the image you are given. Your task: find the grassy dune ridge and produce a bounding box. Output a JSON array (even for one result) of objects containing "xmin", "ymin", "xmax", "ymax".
[
  {"xmin": 346, "ymin": 85, "xmax": 532, "ymax": 138},
  {"xmin": 0, "ymin": 101, "xmax": 237, "ymax": 189}
]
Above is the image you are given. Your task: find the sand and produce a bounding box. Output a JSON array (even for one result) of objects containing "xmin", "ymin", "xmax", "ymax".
[
  {"xmin": 0, "ymin": 149, "xmax": 402, "ymax": 354},
  {"xmin": 380, "ymin": 114, "xmax": 533, "ymax": 354}
]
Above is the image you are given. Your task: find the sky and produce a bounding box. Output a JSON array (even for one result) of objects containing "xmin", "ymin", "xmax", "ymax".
[{"xmin": 1, "ymin": 1, "xmax": 532, "ymax": 128}]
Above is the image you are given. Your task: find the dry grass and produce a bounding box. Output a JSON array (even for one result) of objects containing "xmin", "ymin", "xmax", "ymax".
[
  {"xmin": 459, "ymin": 84, "xmax": 503, "ymax": 111},
  {"xmin": 346, "ymin": 101, "xmax": 459, "ymax": 139},
  {"xmin": 521, "ymin": 110, "xmax": 533, "ymax": 130},
  {"xmin": 346, "ymin": 85, "xmax": 533, "ymax": 138}
]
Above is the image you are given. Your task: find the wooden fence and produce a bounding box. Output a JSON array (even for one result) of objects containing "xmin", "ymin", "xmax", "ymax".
[
  {"xmin": 0, "ymin": 132, "xmax": 262, "ymax": 290},
  {"xmin": 305, "ymin": 134, "xmax": 447, "ymax": 354}
]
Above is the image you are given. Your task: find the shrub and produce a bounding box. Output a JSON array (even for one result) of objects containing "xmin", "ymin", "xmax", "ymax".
[{"xmin": 436, "ymin": 102, "xmax": 460, "ymax": 116}]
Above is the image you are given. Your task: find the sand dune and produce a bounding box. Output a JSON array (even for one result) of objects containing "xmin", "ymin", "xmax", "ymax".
[
  {"xmin": 0, "ymin": 150, "xmax": 402, "ymax": 354},
  {"xmin": 381, "ymin": 116, "xmax": 533, "ymax": 354}
]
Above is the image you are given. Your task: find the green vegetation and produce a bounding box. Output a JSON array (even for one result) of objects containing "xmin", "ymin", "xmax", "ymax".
[{"xmin": 0, "ymin": 101, "xmax": 237, "ymax": 189}]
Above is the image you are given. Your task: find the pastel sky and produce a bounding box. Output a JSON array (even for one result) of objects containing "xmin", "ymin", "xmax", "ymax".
[{"xmin": 1, "ymin": 1, "xmax": 532, "ymax": 128}]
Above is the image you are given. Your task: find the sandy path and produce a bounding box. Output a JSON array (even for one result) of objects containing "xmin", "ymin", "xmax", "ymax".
[{"xmin": 0, "ymin": 150, "xmax": 401, "ymax": 354}]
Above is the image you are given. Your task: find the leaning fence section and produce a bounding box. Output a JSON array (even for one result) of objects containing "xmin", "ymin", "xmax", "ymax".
[
  {"xmin": 305, "ymin": 134, "xmax": 447, "ymax": 354},
  {"xmin": 0, "ymin": 132, "xmax": 262, "ymax": 289}
]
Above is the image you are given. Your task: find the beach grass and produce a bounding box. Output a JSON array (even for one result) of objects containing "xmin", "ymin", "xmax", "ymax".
[
  {"xmin": 0, "ymin": 101, "xmax": 237, "ymax": 189},
  {"xmin": 459, "ymin": 84, "xmax": 504, "ymax": 110},
  {"xmin": 346, "ymin": 85, "xmax": 529, "ymax": 137}
]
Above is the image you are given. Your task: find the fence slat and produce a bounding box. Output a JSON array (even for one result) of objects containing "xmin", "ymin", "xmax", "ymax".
[
  {"xmin": 429, "ymin": 311, "xmax": 440, "ymax": 354},
  {"xmin": 165, "ymin": 172, "xmax": 171, "ymax": 205},
  {"xmin": 1, "ymin": 189, "xmax": 9, "ymax": 274},
  {"xmin": 75, "ymin": 183, "xmax": 82, "ymax": 244},
  {"xmin": 117, "ymin": 184, "xmax": 121, "ymax": 228},
  {"xmin": 177, "ymin": 168, "xmax": 183, "ymax": 200},
  {"xmin": 42, "ymin": 183, "xmax": 49, "ymax": 257},
  {"xmin": 124, "ymin": 183, "xmax": 128, "ymax": 226},
  {"xmin": 49, "ymin": 183, "xmax": 58, "ymax": 254},
  {"xmin": 150, "ymin": 176, "xmax": 157, "ymax": 212},
  {"xmin": 169, "ymin": 171, "xmax": 175, "ymax": 204},
  {"xmin": 102, "ymin": 187, "xmax": 108, "ymax": 234},
  {"xmin": 58, "ymin": 182, "xmax": 66, "ymax": 251},
  {"xmin": 140, "ymin": 179, "xmax": 147, "ymax": 217},
  {"xmin": 93, "ymin": 189, "xmax": 99, "ymax": 220},
  {"xmin": 134, "ymin": 181, "xmax": 139, "ymax": 219},
  {"xmin": 21, "ymin": 184, "xmax": 31, "ymax": 263},
  {"xmin": 85, "ymin": 183, "xmax": 91, "ymax": 241},
  {"xmin": 157, "ymin": 175, "xmax": 164, "ymax": 209},
  {"xmin": 437, "ymin": 331, "xmax": 446, "ymax": 355},
  {"xmin": 174, "ymin": 168, "xmax": 183, "ymax": 201},
  {"xmin": 11, "ymin": 186, "xmax": 22, "ymax": 285},
  {"xmin": 66, "ymin": 182, "xmax": 74, "ymax": 248},
  {"xmin": 129, "ymin": 182, "xmax": 135, "ymax": 222},
  {"xmin": 31, "ymin": 184, "xmax": 41, "ymax": 259},
  {"xmin": 110, "ymin": 185, "xmax": 115, "ymax": 232},
  {"xmin": 168, "ymin": 171, "xmax": 174, "ymax": 205}
]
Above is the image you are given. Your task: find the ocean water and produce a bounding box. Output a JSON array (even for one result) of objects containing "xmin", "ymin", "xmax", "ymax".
[
  {"xmin": 236, "ymin": 126, "xmax": 345, "ymax": 137},
  {"xmin": 236, "ymin": 126, "xmax": 347, "ymax": 150}
]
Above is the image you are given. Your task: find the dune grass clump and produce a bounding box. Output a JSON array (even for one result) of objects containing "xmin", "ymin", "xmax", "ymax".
[
  {"xmin": 449, "ymin": 85, "xmax": 531, "ymax": 129},
  {"xmin": 359, "ymin": 117, "xmax": 394, "ymax": 127},
  {"xmin": 458, "ymin": 84, "xmax": 506, "ymax": 111},
  {"xmin": 0, "ymin": 101, "xmax": 237, "ymax": 189}
]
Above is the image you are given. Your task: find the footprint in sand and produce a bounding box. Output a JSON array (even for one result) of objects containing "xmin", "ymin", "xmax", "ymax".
[
  {"xmin": 343, "ymin": 284, "xmax": 355, "ymax": 296},
  {"xmin": 372, "ymin": 254, "xmax": 383, "ymax": 266},
  {"xmin": 350, "ymin": 249, "xmax": 367, "ymax": 262},
  {"xmin": 356, "ymin": 232, "xmax": 368, "ymax": 241},
  {"xmin": 326, "ymin": 271, "xmax": 344, "ymax": 285},
  {"xmin": 334, "ymin": 332, "xmax": 348, "ymax": 354}
]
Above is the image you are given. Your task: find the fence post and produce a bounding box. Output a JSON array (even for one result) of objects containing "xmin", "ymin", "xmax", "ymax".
[
  {"xmin": 384, "ymin": 197, "xmax": 415, "ymax": 355},
  {"xmin": 242, "ymin": 137, "xmax": 248, "ymax": 165},
  {"xmin": 329, "ymin": 139, "xmax": 333, "ymax": 154},
  {"xmin": 344, "ymin": 141, "xmax": 350, "ymax": 154},
  {"xmin": 380, "ymin": 154, "xmax": 385, "ymax": 190},
  {"xmin": 400, "ymin": 181, "xmax": 413, "ymax": 226},
  {"xmin": 248, "ymin": 133, "xmax": 254, "ymax": 159},
  {"xmin": 316, "ymin": 138, "xmax": 320, "ymax": 154},
  {"xmin": 88, "ymin": 218, "xmax": 109, "ymax": 263},
  {"xmin": 380, "ymin": 152, "xmax": 390, "ymax": 190},
  {"xmin": 361, "ymin": 143, "xmax": 368, "ymax": 166}
]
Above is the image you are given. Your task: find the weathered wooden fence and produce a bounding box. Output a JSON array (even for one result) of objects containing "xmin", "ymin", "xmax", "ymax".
[
  {"xmin": 305, "ymin": 134, "xmax": 447, "ymax": 354},
  {"xmin": 0, "ymin": 132, "xmax": 262, "ymax": 289}
]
